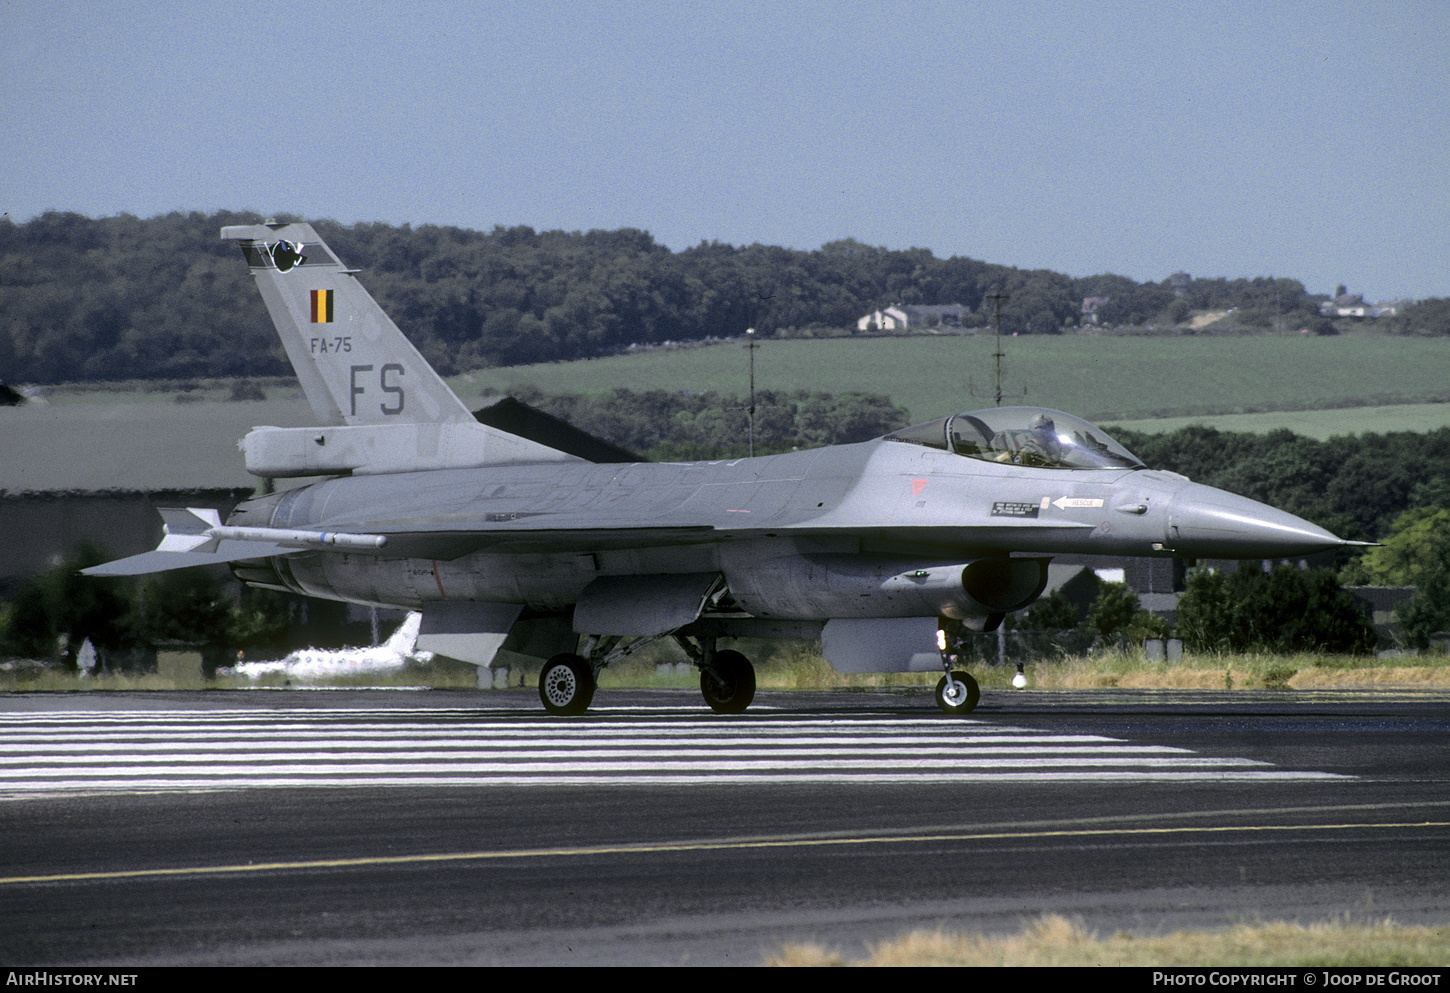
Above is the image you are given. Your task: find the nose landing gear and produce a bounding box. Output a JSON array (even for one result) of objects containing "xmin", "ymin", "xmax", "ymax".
[
  {"xmin": 935, "ymin": 624, "xmax": 982, "ymax": 715},
  {"xmin": 935, "ymin": 670, "xmax": 980, "ymax": 715}
]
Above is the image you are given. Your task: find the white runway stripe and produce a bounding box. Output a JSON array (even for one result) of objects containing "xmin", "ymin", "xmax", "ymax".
[{"xmin": 0, "ymin": 707, "xmax": 1345, "ymax": 795}]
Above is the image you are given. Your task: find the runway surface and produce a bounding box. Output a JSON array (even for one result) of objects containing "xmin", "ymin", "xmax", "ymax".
[
  {"xmin": 2, "ymin": 687, "xmax": 1447, "ymax": 965},
  {"xmin": 0, "ymin": 703, "xmax": 1347, "ymax": 794}
]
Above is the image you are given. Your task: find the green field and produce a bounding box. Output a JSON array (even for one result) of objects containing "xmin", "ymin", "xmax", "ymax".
[
  {"xmin": 1109, "ymin": 402, "xmax": 1450, "ymax": 440},
  {"xmin": 450, "ymin": 331, "xmax": 1450, "ymax": 432},
  {"xmin": 33, "ymin": 330, "xmax": 1450, "ymax": 439}
]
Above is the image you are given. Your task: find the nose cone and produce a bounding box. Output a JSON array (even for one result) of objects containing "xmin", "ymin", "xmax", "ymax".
[{"xmin": 1167, "ymin": 483, "xmax": 1347, "ymax": 558}]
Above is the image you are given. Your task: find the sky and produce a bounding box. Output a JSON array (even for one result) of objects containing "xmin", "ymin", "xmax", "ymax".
[{"xmin": 4, "ymin": 0, "xmax": 1446, "ymax": 301}]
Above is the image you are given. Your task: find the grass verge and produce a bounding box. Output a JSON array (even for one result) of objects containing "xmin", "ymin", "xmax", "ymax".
[
  {"xmin": 765, "ymin": 914, "xmax": 1450, "ymax": 966},
  {"xmin": 3, "ymin": 643, "xmax": 1447, "ymax": 692}
]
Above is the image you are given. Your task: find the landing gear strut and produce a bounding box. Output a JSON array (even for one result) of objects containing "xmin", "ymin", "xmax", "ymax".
[
  {"xmin": 935, "ymin": 624, "xmax": 981, "ymax": 715},
  {"xmin": 537, "ymin": 630, "xmax": 760, "ymax": 717},
  {"xmin": 672, "ymin": 635, "xmax": 756, "ymax": 715},
  {"xmin": 537, "ymin": 633, "xmax": 656, "ymax": 716}
]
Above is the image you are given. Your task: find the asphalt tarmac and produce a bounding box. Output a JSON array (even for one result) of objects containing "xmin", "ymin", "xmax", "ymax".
[{"xmin": 1, "ymin": 686, "xmax": 1447, "ymax": 966}]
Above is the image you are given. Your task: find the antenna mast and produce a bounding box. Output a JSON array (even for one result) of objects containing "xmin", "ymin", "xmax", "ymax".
[
  {"xmin": 729, "ymin": 323, "xmax": 775, "ymax": 457},
  {"xmin": 984, "ymin": 292, "xmax": 1010, "ymax": 406},
  {"xmin": 746, "ymin": 327, "xmax": 756, "ymax": 457}
]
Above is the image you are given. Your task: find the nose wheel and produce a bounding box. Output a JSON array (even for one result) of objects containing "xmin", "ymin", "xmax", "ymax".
[{"xmin": 936, "ymin": 670, "xmax": 980, "ymax": 715}]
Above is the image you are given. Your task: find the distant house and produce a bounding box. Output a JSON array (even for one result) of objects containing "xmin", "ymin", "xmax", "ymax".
[
  {"xmin": 857, "ymin": 303, "xmax": 968, "ymax": 332},
  {"xmin": 1039, "ymin": 564, "xmax": 1106, "ymax": 623},
  {"xmin": 1317, "ymin": 291, "xmax": 1403, "ymax": 319},
  {"xmin": 1321, "ymin": 292, "xmax": 1369, "ymax": 318},
  {"xmin": 1081, "ymin": 297, "xmax": 1111, "ymax": 324},
  {"xmin": 857, "ymin": 307, "xmax": 899, "ymax": 331}
]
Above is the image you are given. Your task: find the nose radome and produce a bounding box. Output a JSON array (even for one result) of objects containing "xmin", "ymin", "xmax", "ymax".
[{"xmin": 1167, "ymin": 483, "xmax": 1347, "ymax": 558}]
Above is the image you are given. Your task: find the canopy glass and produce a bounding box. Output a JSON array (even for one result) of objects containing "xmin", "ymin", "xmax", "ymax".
[{"xmin": 885, "ymin": 407, "xmax": 1145, "ymax": 470}]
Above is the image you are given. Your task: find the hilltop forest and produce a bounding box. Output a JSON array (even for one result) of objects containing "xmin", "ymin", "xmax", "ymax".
[{"xmin": 12, "ymin": 210, "xmax": 1448, "ymax": 386}]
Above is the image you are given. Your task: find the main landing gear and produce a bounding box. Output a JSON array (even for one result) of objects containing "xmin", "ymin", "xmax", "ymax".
[
  {"xmin": 697, "ymin": 648, "xmax": 756, "ymax": 715},
  {"xmin": 538, "ymin": 653, "xmax": 594, "ymax": 716},
  {"xmin": 536, "ymin": 633, "xmax": 757, "ymax": 717}
]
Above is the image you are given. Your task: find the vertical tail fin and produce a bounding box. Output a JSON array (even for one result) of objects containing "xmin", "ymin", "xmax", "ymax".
[
  {"xmin": 384, "ymin": 612, "xmax": 425, "ymax": 657},
  {"xmin": 221, "ymin": 221, "xmax": 473, "ymax": 426}
]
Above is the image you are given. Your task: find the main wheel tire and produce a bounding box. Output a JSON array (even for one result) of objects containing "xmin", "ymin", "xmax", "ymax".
[
  {"xmin": 700, "ymin": 649, "xmax": 756, "ymax": 714},
  {"xmin": 539, "ymin": 653, "xmax": 595, "ymax": 716},
  {"xmin": 935, "ymin": 670, "xmax": 980, "ymax": 715}
]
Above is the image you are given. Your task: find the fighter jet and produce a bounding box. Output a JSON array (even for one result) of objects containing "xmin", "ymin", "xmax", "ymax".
[{"xmin": 85, "ymin": 222, "xmax": 1361, "ymax": 716}]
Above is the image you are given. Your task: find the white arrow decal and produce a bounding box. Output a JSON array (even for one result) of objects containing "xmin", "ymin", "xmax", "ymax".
[{"xmin": 1052, "ymin": 497, "xmax": 1105, "ymax": 510}]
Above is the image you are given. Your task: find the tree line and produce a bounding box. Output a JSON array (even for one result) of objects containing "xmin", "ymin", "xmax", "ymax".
[
  {"xmin": 10, "ymin": 210, "xmax": 1441, "ymax": 386},
  {"xmin": 0, "ymin": 544, "xmax": 307, "ymax": 665},
  {"xmin": 1010, "ymin": 566, "xmax": 1379, "ymax": 657},
  {"xmin": 502, "ymin": 386, "xmax": 910, "ymax": 460}
]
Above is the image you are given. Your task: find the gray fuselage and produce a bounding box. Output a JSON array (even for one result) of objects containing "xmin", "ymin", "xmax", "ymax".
[{"xmin": 226, "ymin": 435, "xmax": 1338, "ymax": 625}]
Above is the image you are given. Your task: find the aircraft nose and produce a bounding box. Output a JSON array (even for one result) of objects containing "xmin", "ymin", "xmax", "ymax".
[{"xmin": 1166, "ymin": 482, "xmax": 1347, "ymax": 558}]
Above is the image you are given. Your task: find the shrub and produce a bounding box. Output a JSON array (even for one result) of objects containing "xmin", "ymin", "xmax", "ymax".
[{"xmin": 1176, "ymin": 563, "xmax": 1375, "ymax": 654}]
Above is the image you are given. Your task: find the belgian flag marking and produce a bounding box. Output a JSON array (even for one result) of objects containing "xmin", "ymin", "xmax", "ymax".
[{"xmin": 311, "ymin": 289, "xmax": 334, "ymax": 323}]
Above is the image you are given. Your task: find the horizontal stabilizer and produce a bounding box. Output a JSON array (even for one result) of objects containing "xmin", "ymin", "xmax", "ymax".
[
  {"xmin": 82, "ymin": 507, "xmax": 388, "ymax": 577},
  {"xmin": 473, "ymin": 396, "xmax": 645, "ymax": 464},
  {"xmin": 82, "ymin": 541, "xmax": 301, "ymax": 577},
  {"xmin": 241, "ymin": 420, "xmax": 583, "ymax": 477}
]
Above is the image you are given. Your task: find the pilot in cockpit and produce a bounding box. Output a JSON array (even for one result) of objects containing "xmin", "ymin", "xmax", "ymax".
[
  {"xmin": 1019, "ymin": 412, "xmax": 1061, "ymax": 465},
  {"xmin": 992, "ymin": 411, "xmax": 1061, "ymax": 466}
]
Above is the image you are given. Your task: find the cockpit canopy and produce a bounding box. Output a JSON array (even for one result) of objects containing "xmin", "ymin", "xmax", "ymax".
[{"xmin": 885, "ymin": 407, "xmax": 1145, "ymax": 470}]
